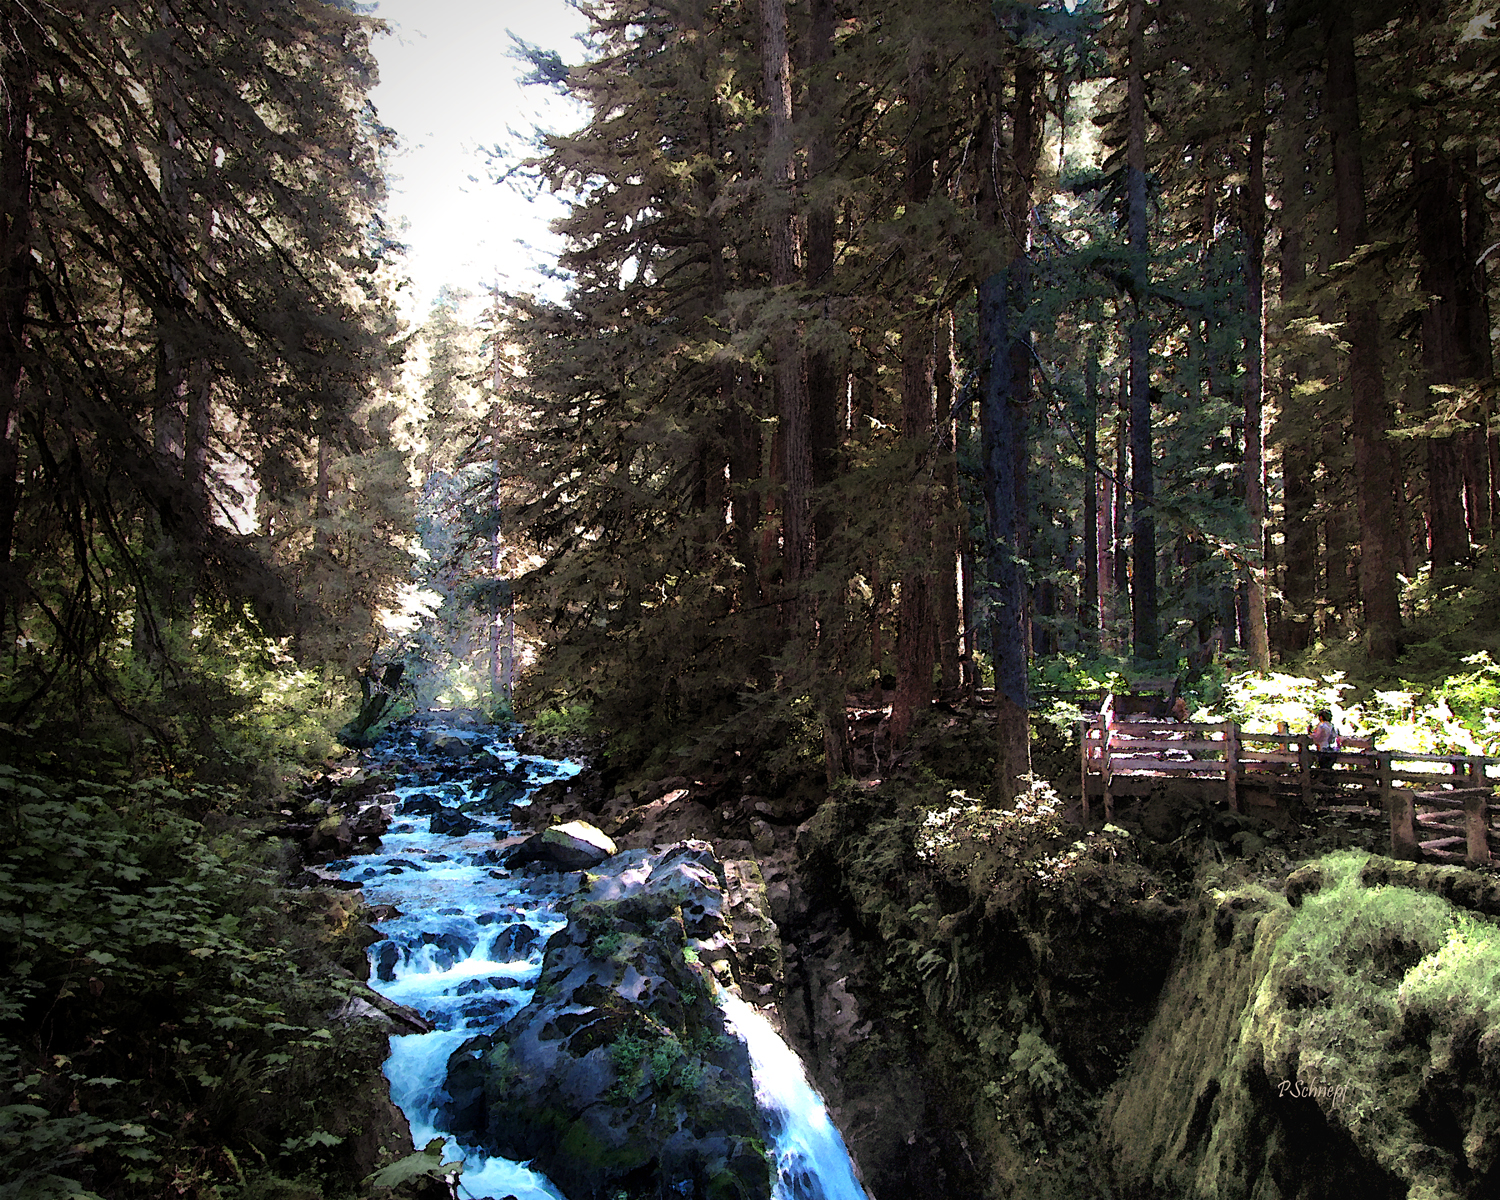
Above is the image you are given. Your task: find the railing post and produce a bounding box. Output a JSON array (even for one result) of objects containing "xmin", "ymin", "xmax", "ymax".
[
  {"xmin": 1386, "ymin": 757, "xmax": 1420, "ymax": 861},
  {"xmin": 1464, "ymin": 789, "xmax": 1491, "ymax": 867},
  {"xmin": 1298, "ymin": 734, "xmax": 1313, "ymax": 810},
  {"xmin": 1102, "ymin": 713, "xmax": 1115, "ymax": 824},
  {"xmin": 1080, "ymin": 719, "xmax": 1091, "ymax": 824},
  {"xmin": 1224, "ymin": 722, "xmax": 1240, "ymax": 812}
]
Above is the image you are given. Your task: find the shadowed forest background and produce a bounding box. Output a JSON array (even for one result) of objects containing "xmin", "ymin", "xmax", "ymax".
[{"xmin": 7, "ymin": 0, "xmax": 1500, "ymax": 1197}]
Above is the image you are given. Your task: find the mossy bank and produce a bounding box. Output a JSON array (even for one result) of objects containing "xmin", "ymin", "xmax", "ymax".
[{"xmin": 783, "ymin": 779, "xmax": 1500, "ymax": 1200}]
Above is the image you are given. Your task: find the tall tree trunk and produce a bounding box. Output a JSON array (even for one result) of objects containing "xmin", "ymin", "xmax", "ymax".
[
  {"xmin": 1127, "ymin": 0, "xmax": 1157, "ymax": 663},
  {"xmin": 1081, "ymin": 339, "xmax": 1100, "ymax": 652},
  {"xmin": 1325, "ymin": 8, "xmax": 1401, "ymax": 661},
  {"xmin": 314, "ymin": 434, "xmax": 332, "ymax": 564},
  {"xmin": 760, "ymin": 0, "xmax": 811, "ymax": 618},
  {"xmin": 1113, "ymin": 384, "xmax": 1130, "ymax": 626},
  {"xmin": 1098, "ymin": 463, "xmax": 1114, "ymax": 645},
  {"xmin": 1278, "ymin": 216, "xmax": 1316, "ymax": 653},
  {"xmin": 1416, "ymin": 149, "xmax": 1470, "ymax": 567},
  {"xmin": 804, "ymin": 0, "xmax": 839, "ymax": 494},
  {"xmin": 890, "ymin": 55, "xmax": 936, "ymax": 750},
  {"xmin": 1461, "ymin": 150, "xmax": 1494, "ymax": 541},
  {"xmin": 1241, "ymin": 0, "xmax": 1271, "ymax": 670},
  {"xmin": 935, "ymin": 314, "xmax": 963, "ymax": 694},
  {"xmin": 804, "ymin": 0, "xmax": 850, "ymax": 781},
  {"xmin": 977, "ymin": 51, "xmax": 1042, "ymax": 798},
  {"xmin": 0, "ymin": 34, "xmax": 33, "ymax": 610},
  {"xmin": 980, "ymin": 272, "xmax": 1029, "ymax": 793}
]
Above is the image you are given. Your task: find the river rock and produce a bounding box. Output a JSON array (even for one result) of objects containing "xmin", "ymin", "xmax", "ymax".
[
  {"xmin": 474, "ymin": 777, "xmax": 529, "ymax": 810},
  {"xmin": 486, "ymin": 923, "xmax": 539, "ymax": 960},
  {"xmin": 430, "ymin": 808, "xmax": 478, "ymax": 837},
  {"xmin": 373, "ymin": 939, "xmax": 402, "ymax": 982},
  {"xmin": 504, "ymin": 820, "xmax": 617, "ymax": 869},
  {"xmin": 305, "ymin": 813, "xmax": 354, "ymax": 861},
  {"xmin": 436, "ymin": 841, "xmax": 773, "ymax": 1200},
  {"xmin": 350, "ymin": 804, "xmax": 390, "ymax": 848},
  {"xmin": 420, "ymin": 729, "xmax": 480, "ymax": 758}
]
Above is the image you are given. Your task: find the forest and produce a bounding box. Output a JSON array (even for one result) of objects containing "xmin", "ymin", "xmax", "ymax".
[
  {"xmin": 6, "ymin": 0, "xmax": 1500, "ymax": 1198},
  {"xmin": 489, "ymin": 0, "xmax": 1500, "ymax": 794}
]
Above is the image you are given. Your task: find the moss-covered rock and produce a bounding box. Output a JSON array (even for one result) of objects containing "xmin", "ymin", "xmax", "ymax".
[
  {"xmin": 1105, "ymin": 851, "xmax": 1500, "ymax": 1200},
  {"xmin": 783, "ymin": 773, "xmax": 1189, "ymax": 1200},
  {"xmin": 435, "ymin": 842, "xmax": 773, "ymax": 1200}
]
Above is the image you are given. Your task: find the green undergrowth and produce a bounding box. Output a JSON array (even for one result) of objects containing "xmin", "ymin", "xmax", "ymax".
[
  {"xmin": 803, "ymin": 749, "xmax": 1500, "ymax": 1199},
  {"xmin": 0, "ymin": 764, "xmax": 408, "ymax": 1200},
  {"xmin": 800, "ymin": 768, "xmax": 1185, "ymax": 1198}
]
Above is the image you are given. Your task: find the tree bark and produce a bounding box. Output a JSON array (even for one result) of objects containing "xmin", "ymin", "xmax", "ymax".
[
  {"xmin": 1461, "ymin": 149, "xmax": 1494, "ymax": 540},
  {"xmin": 0, "ymin": 34, "xmax": 33, "ymax": 597},
  {"xmin": 1081, "ymin": 338, "xmax": 1100, "ymax": 652},
  {"xmin": 804, "ymin": 0, "xmax": 850, "ymax": 781},
  {"xmin": 935, "ymin": 313, "xmax": 962, "ymax": 694},
  {"xmin": 1241, "ymin": 0, "xmax": 1271, "ymax": 671},
  {"xmin": 1416, "ymin": 149, "xmax": 1470, "ymax": 568},
  {"xmin": 1113, "ymin": 382, "xmax": 1129, "ymax": 620},
  {"xmin": 1325, "ymin": 8, "xmax": 1401, "ymax": 662},
  {"xmin": 804, "ymin": 0, "xmax": 839, "ymax": 499},
  {"xmin": 1277, "ymin": 216, "xmax": 1317, "ymax": 653},
  {"xmin": 760, "ymin": 0, "xmax": 812, "ymax": 616},
  {"xmin": 890, "ymin": 54, "xmax": 937, "ymax": 750},
  {"xmin": 1127, "ymin": 0, "xmax": 1157, "ymax": 663},
  {"xmin": 975, "ymin": 48, "xmax": 1042, "ymax": 798},
  {"xmin": 980, "ymin": 270, "xmax": 1029, "ymax": 790}
]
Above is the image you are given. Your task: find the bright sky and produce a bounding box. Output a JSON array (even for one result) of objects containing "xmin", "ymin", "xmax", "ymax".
[{"xmin": 368, "ymin": 0, "xmax": 589, "ymax": 319}]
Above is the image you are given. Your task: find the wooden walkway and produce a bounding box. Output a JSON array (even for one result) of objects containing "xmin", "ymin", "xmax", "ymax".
[{"xmin": 1080, "ymin": 702, "xmax": 1500, "ymax": 867}]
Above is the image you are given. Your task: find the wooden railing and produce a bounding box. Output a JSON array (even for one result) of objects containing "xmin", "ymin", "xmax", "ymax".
[{"xmin": 1080, "ymin": 710, "xmax": 1500, "ymax": 866}]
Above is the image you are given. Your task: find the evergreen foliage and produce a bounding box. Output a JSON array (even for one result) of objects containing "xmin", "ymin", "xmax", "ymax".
[
  {"xmin": 465, "ymin": 0, "xmax": 1500, "ymax": 784},
  {"xmin": 0, "ymin": 0, "xmax": 409, "ymax": 756}
]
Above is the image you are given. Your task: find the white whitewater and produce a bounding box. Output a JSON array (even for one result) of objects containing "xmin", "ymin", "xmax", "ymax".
[
  {"xmin": 344, "ymin": 720, "xmax": 868, "ymax": 1200},
  {"xmin": 720, "ymin": 991, "xmax": 872, "ymax": 1200}
]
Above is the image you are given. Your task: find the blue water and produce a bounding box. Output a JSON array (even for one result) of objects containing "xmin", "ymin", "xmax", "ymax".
[{"xmin": 341, "ymin": 719, "xmax": 869, "ymax": 1200}]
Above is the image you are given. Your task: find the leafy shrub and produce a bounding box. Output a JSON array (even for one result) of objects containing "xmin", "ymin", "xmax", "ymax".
[
  {"xmin": 525, "ymin": 702, "xmax": 596, "ymax": 742},
  {"xmin": 0, "ymin": 765, "xmax": 367, "ymax": 1199}
]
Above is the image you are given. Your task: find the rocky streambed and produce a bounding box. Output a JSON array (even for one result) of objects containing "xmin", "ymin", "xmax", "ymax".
[
  {"xmin": 326, "ymin": 713, "xmax": 868, "ymax": 1200},
  {"xmin": 286, "ymin": 707, "xmax": 1500, "ymax": 1200}
]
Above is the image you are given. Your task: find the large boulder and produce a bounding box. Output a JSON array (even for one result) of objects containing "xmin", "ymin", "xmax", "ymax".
[
  {"xmin": 504, "ymin": 820, "xmax": 617, "ymax": 870},
  {"xmin": 437, "ymin": 842, "xmax": 774, "ymax": 1200}
]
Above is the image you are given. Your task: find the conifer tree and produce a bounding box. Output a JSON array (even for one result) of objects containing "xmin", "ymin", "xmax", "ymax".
[{"xmin": 0, "ymin": 1, "xmax": 400, "ymax": 728}]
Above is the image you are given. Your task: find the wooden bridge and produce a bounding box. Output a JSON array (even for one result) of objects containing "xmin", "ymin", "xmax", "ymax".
[{"xmin": 1080, "ymin": 695, "xmax": 1500, "ymax": 867}]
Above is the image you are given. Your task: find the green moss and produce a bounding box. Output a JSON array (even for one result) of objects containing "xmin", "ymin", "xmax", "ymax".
[
  {"xmin": 557, "ymin": 1118, "xmax": 649, "ymax": 1177},
  {"xmin": 1108, "ymin": 851, "xmax": 1500, "ymax": 1200},
  {"xmin": 1398, "ymin": 910, "xmax": 1500, "ymax": 1025}
]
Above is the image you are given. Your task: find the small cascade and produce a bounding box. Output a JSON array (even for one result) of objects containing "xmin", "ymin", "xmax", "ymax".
[
  {"xmin": 340, "ymin": 724, "xmax": 574, "ymax": 1198},
  {"xmin": 343, "ymin": 717, "xmax": 868, "ymax": 1200},
  {"xmin": 720, "ymin": 992, "xmax": 871, "ymax": 1200}
]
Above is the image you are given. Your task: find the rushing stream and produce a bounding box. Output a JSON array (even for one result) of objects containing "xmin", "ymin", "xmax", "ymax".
[{"xmin": 337, "ymin": 717, "xmax": 869, "ymax": 1200}]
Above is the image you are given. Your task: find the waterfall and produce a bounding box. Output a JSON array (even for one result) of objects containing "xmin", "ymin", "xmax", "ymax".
[
  {"xmin": 342, "ymin": 719, "xmax": 867, "ymax": 1200},
  {"xmin": 720, "ymin": 992, "xmax": 871, "ymax": 1200}
]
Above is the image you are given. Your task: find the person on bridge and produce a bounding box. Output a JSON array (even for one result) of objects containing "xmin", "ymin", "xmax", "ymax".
[{"xmin": 1310, "ymin": 709, "xmax": 1341, "ymax": 770}]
